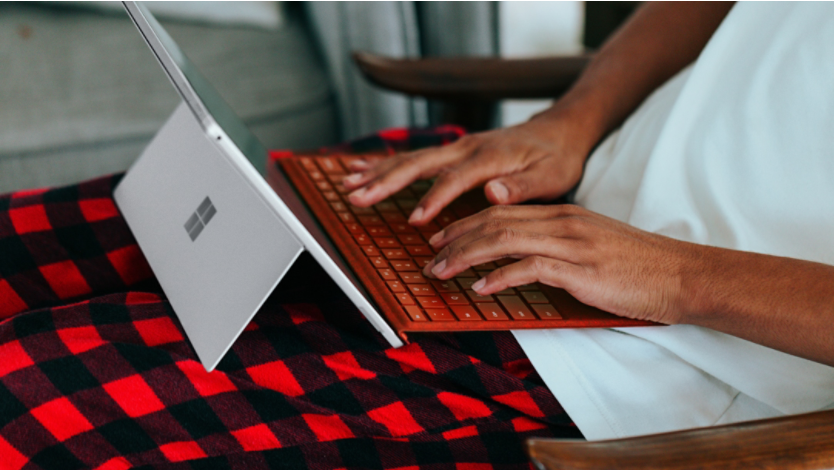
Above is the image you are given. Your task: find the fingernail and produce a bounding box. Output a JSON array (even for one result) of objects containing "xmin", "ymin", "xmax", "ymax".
[
  {"xmin": 431, "ymin": 259, "xmax": 447, "ymax": 276},
  {"xmin": 471, "ymin": 278, "xmax": 486, "ymax": 291},
  {"xmin": 424, "ymin": 258, "xmax": 436, "ymax": 273},
  {"xmin": 348, "ymin": 187, "xmax": 367, "ymax": 202},
  {"xmin": 428, "ymin": 230, "xmax": 444, "ymax": 246},
  {"xmin": 487, "ymin": 181, "xmax": 509, "ymax": 203},
  {"xmin": 344, "ymin": 173, "xmax": 363, "ymax": 186},
  {"xmin": 409, "ymin": 207, "xmax": 424, "ymax": 224}
]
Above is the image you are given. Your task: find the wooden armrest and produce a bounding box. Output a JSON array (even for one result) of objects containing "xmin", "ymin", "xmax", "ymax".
[
  {"xmin": 527, "ymin": 410, "xmax": 834, "ymax": 470},
  {"xmin": 352, "ymin": 51, "xmax": 591, "ymax": 101}
]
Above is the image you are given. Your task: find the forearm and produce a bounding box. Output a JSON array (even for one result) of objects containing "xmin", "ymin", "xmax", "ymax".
[
  {"xmin": 534, "ymin": 2, "xmax": 735, "ymax": 151},
  {"xmin": 680, "ymin": 245, "xmax": 834, "ymax": 366}
]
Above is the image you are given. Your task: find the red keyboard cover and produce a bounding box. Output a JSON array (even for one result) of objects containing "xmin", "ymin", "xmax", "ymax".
[{"xmin": 272, "ymin": 155, "xmax": 654, "ymax": 343}]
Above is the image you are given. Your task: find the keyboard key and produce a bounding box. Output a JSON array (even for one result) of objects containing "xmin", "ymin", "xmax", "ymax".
[
  {"xmin": 317, "ymin": 157, "xmax": 345, "ymax": 173},
  {"xmin": 495, "ymin": 288, "xmax": 515, "ymax": 295},
  {"xmin": 406, "ymin": 245, "xmax": 433, "ymax": 256},
  {"xmin": 390, "ymin": 223, "xmax": 416, "ymax": 233},
  {"xmin": 416, "ymin": 222, "xmax": 441, "ymax": 233},
  {"xmin": 327, "ymin": 173, "xmax": 347, "ymax": 184},
  {"xmin": 317, "ymin": 181, "xmax": 333, "ymax": 191},
  {"xmin": 374, "ymin": 238, "xmax": 400, "ymax": 248},
  {"xmin": 476, "ymin": 303, "xmax": 509, "ymax": 321},
  {"xmin": 387, "ymin": 281, "xmax": 406, "ymax": 293},
  {"xmin": 404, "ymin": 306, "xmax": 428, "ymax": 322},
  {"xmin": 441, "ymin": 293, "xmax": 468, "ymax": 305},
  {"xmin": 366, "ymin": 226, "xmax": 392, "ymax": 237},
  {"xmin": 354, "ymin": 234, "xmax": 372, "ymax": 245},
  {"xmin": 323, "ymin": 191, "xmax": 340, "ymax": 202},
  {"xmin": 498, "ymin": 296, "xmax": 534, "ymax": 320},
  {"xmin": 358, "ymin": 215, "xmax": 384, "ymax": 226},
  {"xmin": 375, "ymin": 201, "xmax": 399, "ymax": 212},
  {"xmin": 431, "ymin": 280, "xmax": 459, "ymax": 292},
  {"xmin": 300, "ymin": 157, "xmax": 317, "ymax": 171},
  {"xmin": 345, "ymin": 223, "xmax": 364, "ymax": 234},
  {"xmin": 370, "ymin": 257, "xmax": 388, "ymax": 268},
  {"xmin": 361, "ymin": 245, "xmax": 380, "ymax": 257},
  {"xmin": 396, "ymin": 198, "xmax": 417, "ymax": 210},
  {"xmin": 382, "ymin": 249, "xmax": 409, "ymax": 259},
  {"xmin": 496, "ymin": 259, "xmax": 515, "ymax": 267},
  {"xmin": 408, "ymin": 285, "xmax": 435, "ymax": 296},
  {"xmin": 350, "ymin": 205, "xmax": 376, "ymax": 215},
  {"xmin": 532, "ymin": 304, "xmax": 562, "ymax": 319},
  {"xmin": 522, "ymin": 291, "xmax": 548, "ymax": 304},
  {"xmin": 378, "ymin": 268, "xmax": 397, "ymax": 280},
  {"xmin": 339, "ymin": 155, "xmax": 364, "ymax": 168},
  {"xmin": 309, "ymin": 170, "xmax": 325, "ymax": 181},
  {"xmin": 417, "ymin": 297, "xmax": 445, "ymax": 309},
  {"xmin": 475, "ymin": 271, "xmax": 492, "ymax": 278},
  {"xmin": 437, "ymin": 216, "xmax": 456, "ymax": 228},
  {"xmin": 391, "ymin": 260, "xmax": 417, "ymax": 271},
  {"xmin": 330, "ymin": 201, "xmax": 347, "ymax": 212},
  {"xmin": 397, "ymin": 234, "xmax": 423, "ymax": 245},
  {"xmin": 458, "ymin": 269, "xmax": 477, "ymax": 277},
  {"xmin": 516, "ymin": 284, "xmax": 538, "ymax": 291},
  {"xmin": 456, "ymin": 277, "xmax": 478, "ymax": 290},
  {"xmin": 413, "ymin": 257, "xmax": 433, "ymax": 268},
  {"xmin": 400, "ymin": 272, "xmax": 428, "ymax": 284},
  {"xmin": 337, "ymin": 212, "xmax": 355, "ymax": 223},
  {"xmin": 466, "ymin": 290, "xmax": 493, "ymax": 302},
  {"xmin": 395, "ymin": 293, "xmax": 416, "ymax": 305},
  {"xmin": 426, "ymin": 308, "xmax": 454, "ymax": 321},
  {"xmin": 334, "ymin": 183, "xmax": 349, "ymax": 194},
  {"xmin": 381, "ymin": 212, "xmax": 407, "ymax": 223},
  {"xmin": 451, "ymin": 306, "xmax": 481, "ymax": 321}
]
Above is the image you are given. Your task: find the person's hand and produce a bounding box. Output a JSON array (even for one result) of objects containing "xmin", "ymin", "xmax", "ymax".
[
  {"xmin": 342, "ymin": 110, "xmax": 596, "ymax": 225},
  {"xmin": 422, "ymin": 205, "xmax": 706, "ymax": 325}
]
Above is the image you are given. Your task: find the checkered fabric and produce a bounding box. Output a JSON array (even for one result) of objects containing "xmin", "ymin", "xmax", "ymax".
[{"xmin": 0, "ymin": 128, "xmax": 581, "ymax": 470}]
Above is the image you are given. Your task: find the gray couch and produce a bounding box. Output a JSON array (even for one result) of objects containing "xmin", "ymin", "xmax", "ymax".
[
  {"xmin": 1, "ymin": 3, "xmax": 338, "ymax": 193},
  {"xmin": 1, "ymin": 2, "xmax": 497, "ymax": 194}
]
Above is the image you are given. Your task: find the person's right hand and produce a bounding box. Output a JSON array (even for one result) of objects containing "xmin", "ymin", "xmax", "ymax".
[{"xmin": 341, "ymin": 110, "xmax": 598, "ymax": 225}]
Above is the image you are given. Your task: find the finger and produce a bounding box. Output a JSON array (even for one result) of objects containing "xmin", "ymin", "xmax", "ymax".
[
  {"xmin": 471, "ymin": 255, "xmax": 583, "ymax": 296},
  {"xmin": 343, "ymin": 155, "xmax": 404, "ymax": 190},
  {"xmin": 346, "ymin": 156, "xmax": 386, "ymax": 172},
  {"xmin": 429, "ymin": 204, "xmax": 587, "ymax": 248},
  {"xmin": 485, "ymin": 162, "xmax": 571, "ymax": 205},
  {"xmin": 347, "ymin": 145, "xmax": 464, "ymax": 207},
  {"xmin": 429, "ymin": 228, "xmax": 583, "ymax": 279},
  {"xmin": 408, "ymin": 156, "xmax": 506, "ymax": 225}
]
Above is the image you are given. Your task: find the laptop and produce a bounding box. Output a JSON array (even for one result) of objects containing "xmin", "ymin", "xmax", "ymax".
[{"xmin": 115, "ymin": 2, "xmax": 653, "ymax": 372}]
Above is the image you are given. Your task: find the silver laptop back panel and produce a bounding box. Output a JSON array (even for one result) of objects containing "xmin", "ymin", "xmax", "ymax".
[{"xmin": 115, "ymin": 2, "xmax": 402, "ymax": 370}]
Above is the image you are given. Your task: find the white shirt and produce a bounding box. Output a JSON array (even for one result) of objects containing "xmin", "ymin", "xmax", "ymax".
[{"xmin": 514, "ymin": 2, "xmax": 834, "ymax": 440}]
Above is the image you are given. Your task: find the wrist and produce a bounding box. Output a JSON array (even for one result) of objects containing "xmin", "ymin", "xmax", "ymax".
[
  {"xmin": 524, "ymin": 98, "xmax": 607, "ymax": 161},
  {"xmin": 673, "ymin": 243, "xmax": 725, "ymax": 326}
]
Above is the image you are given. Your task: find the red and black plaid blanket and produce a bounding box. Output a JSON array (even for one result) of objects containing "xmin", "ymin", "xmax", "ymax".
[{"xmin": 0, "ymin": 128, "xmax": 580, "ymax": 470}]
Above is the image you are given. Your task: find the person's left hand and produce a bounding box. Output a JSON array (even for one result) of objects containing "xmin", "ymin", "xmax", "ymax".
[{"xmin": 423, "ymin": 205, "xmax": 705, "ymax": 325}]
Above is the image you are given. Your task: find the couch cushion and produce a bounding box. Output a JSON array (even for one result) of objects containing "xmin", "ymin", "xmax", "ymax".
[{"xmin": 0, "ymin": 4, "xmax": 337, "ymax": 192}]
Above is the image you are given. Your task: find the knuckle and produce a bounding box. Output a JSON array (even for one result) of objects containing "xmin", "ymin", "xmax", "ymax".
[
  {"xmin": 481, "ymin": 219, "xmax": 505, "ymax": 234},
  {"xmin": 485, "ymin": 205, "xmax": 506, "ymax": 219},
  {"xmin": 496, "ymin": 227, "xmax": 517, "ymax": 245},
  {"xmin": 527, "ymin": 255, "xmax": 548, "ymax": 272},
  {"xmin": 558, "ymin": 204, "xmax": 585, "ymax": 216},
  {"xmin": 560, "ymin": 216, "xmax": 587, "ymax": 235}
]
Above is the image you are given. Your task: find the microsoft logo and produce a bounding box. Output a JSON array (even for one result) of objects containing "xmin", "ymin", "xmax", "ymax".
[{"xmin": 184, "ymin": 196, "xmax": 216, "ymax": 241}]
